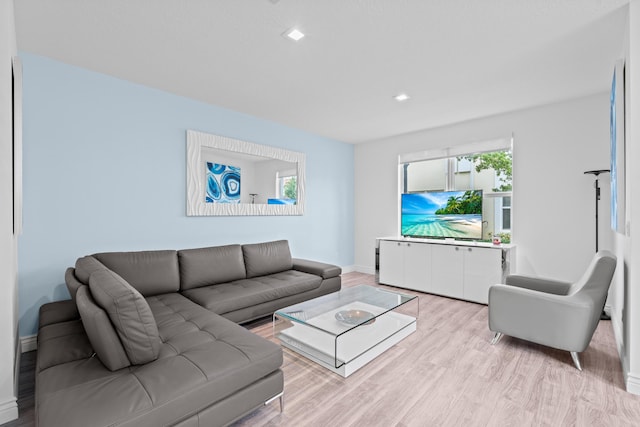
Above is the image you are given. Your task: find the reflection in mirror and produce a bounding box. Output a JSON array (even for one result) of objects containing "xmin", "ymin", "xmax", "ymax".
[
  {"xmin": 202, "ymin": 148, "xmax": 297, "ymax": 205},
  {"xmin": 186, "ymin": 130, "xmax": 306, "ymax": 216}
]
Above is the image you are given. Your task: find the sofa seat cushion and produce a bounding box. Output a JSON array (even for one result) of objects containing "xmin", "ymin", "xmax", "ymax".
[
  {"xmin": 37, "ymin": 318, "xmax": 94, "ymax": 372},
  {"xmin": 36, "ymin": 293, "xmax": 283, "ymax": 427},
  {"xmin": 148, "ymin": 293, "xmax": 282, "ymax": 378},
  {"xmin": 181, "ymin": 270, "xmax": 322, "ymax": 315}
]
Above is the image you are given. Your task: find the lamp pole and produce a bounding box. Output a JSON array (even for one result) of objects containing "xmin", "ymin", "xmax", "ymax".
[
  {"xmin": 584, "ymin": 170, "xmax": 610, "ymax": 252},
  {"xmin": 584, "ymin": 169, "xmax": 610, "ymax": 320}
]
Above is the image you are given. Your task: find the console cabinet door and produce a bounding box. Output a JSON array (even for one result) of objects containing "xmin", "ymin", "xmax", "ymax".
[
  {"xmin": 430, "ymin": 245, "xmax": 464, "ymax": 298},
  {"xmin": 379, "ymin": 239, "xmax": 507, "ymax": 304},
  {"xmin": 379, "ymin": 240, "xmax": 431, "ymax": 292},
  {"xmin": 403, "ymin": 242, "xmax": 431, "ymax": 292},
  {"xmin": 463, "ymin": 247, "xmax": 502, "ymax": 304},
  {"xmin": 379, "ymin": 240, "xmax": 405, "ymax": 286}
]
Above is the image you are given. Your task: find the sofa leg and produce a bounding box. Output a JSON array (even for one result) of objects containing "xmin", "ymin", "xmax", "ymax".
[
  {"xmin": 265, "ymin": 392, "xmax": 284, "ymax": 412},
  {"xmin": 490, "ymin": 332, "xmax": 503, "ymax": 345},
  {"xmin": 571, "ymin": 352, "xmax": 582, "ymax": 371}
]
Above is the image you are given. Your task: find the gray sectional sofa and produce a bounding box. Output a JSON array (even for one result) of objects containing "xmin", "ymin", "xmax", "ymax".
[{"xmin": 35, "ymin": 240, "xmax": 341, "ymax": 427}]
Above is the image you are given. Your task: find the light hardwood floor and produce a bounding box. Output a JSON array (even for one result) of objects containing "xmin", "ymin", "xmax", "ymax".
[
  {"xmin": 232, "ymin": 272, "xmax": 640, "ymax": 427},
  {"xmin": 6, "ymin": 272, "xmax": 640, "ymax": 426}
]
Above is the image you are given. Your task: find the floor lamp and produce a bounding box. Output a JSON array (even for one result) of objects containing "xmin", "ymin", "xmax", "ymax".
[{"xmin": 584, "ymin": 169, "xmax": 610, "ymax": 320}]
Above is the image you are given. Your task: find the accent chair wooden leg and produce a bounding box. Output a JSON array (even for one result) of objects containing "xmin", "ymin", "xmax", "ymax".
[
  {"xmin": 571, "ymin": 352, "xmax": 582, "ymax": 371},
  {"xmin": 490, "ymin": 332, "xmax": 503, "ymax": 345}
]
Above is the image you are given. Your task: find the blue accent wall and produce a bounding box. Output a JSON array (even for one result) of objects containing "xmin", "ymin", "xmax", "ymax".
[{"xmin": 18, "ymin": 53, "xmax": 354, "ymax": 336}]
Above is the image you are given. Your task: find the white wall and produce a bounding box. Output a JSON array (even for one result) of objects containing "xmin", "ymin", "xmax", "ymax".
[
  {"xmin": 627, "ymin": 0, "xmax": 640, "ymax": 392},
  {"xmin": 611, "ymin": 0, "xmax": 640, "ymax": 395},
  {"xmin": 0, "ymin": 0, "xmax": 19, "ymax": 422},
  {"xmin": 355, "ymin": 93, "xmax": 613, "ymax": 285}
]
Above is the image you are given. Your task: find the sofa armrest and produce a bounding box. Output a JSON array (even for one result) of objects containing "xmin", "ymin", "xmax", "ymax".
[
  {"xmin": 292, "ymin": 258, "xmax": 341, "ymax": 279},
  {"xmin": 505, "ymin": 274, "xmax": 572, "ymax": 295},
  {"xmin": 39, "ymin": 299, "xmax": 80, "ymax": 329}
]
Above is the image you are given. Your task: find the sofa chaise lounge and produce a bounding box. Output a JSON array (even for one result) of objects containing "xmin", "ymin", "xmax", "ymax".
[{"xmin": 35, "ymin": 240, "xmax": 341, "ymax": 427}]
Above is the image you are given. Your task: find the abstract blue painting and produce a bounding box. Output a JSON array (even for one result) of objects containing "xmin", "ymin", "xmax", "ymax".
[
  {"xmin": 205, "ymin": 162, "xmax": 241, "ymax": 203},
  {"xmin": 610, "ymin": 60, "xmax": 625, "ymax": 234}
]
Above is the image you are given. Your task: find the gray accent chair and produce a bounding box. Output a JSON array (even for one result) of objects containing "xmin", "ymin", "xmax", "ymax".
[{"xmin": 488, "ymin": 250, "xmax": 617, "ymax": 371}]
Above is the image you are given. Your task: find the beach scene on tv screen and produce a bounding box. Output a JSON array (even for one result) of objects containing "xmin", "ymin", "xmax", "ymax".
[{"xmin": 401, "ymin": 190, "xmax": 482, "ymax": 239}]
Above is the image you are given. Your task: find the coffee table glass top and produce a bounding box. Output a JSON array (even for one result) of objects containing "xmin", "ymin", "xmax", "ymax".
[
  {"xmin": 274, "ymin": 284, "xmax": 416, "ymax": 336},
  {"xmin": 273, "ymin": 285, "xmax": 418, "ymax": 376}
]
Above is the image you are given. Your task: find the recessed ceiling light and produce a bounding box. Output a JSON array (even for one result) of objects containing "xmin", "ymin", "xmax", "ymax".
[
  {"xmin": 394, "ymin": 93, "xmax": 410, "ymax": 102},
  {"xmin": 284, "ymin": 28, "xmax": 305, "ymax": 41}
]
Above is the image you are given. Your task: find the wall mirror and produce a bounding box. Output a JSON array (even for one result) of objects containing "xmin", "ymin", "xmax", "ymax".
[{"xmin": 186, "ymin": 130, "xmax": 306, "ymax": 216}]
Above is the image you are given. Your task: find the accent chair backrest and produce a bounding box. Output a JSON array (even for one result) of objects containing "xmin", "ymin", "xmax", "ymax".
[
  {"xmin": 568, "ymin": 250, "xmax": 616, "ymax": 341},
  {"xmin": 568, "ymin": 250, "xmax": 617, "ymax": 296}
]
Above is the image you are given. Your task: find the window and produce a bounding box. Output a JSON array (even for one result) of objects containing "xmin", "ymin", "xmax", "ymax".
[
  {"xmin": 496, "ymin": 196, "xmax": 511, "ymax": 232},
  {"xmin": 399, "ymin": 137, "xmax": 513, "ymax": 241},
  {"xmin": 277, "ymin": 173, "xmax": 297, "ymax": 201}
]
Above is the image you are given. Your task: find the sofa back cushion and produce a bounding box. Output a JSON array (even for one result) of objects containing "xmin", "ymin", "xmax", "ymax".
[
  {"xmin": 89, "ymin": 269, "xmax": 161, "ymax": 365},
  {"xmin": 178, "ymin": 244, "xmax": 246, "ymax": 290},
  {"xmin": 93, "ymin": 250, "xmax": 179, "ymax": 296},
  {"xmin": 242, "ymin": 240, "xmax": 293, "ymax": 278},
  {"xmin": 75, "ymin": 285, "xmax": 131, "ymax": 371},
  {"xmin": 67, "ymin": 256, "xmax": 108, "ymax": 303},
  {"xmin": 74, "ymin": 255, "xmax": 108, "ymax": 284}
]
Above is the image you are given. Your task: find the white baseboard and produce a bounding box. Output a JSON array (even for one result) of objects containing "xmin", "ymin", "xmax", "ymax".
[
  {"xmin": 340, "ymin": 265, "xmax": 357, "ymax": 274},
  {"xmin": 352, "ymin": 265, "xmax": 376, "ymax": 275},
  {"xmin": 612, "ymin": 314, "xmax": 624, "ymax": 360},
  {"xmin": 0, "ymin": 398, "xmax": 18, "ymax": 424},
  {"xmin": 626, "ymin": 373, "xmax": 640, "ymax": 396},
  {"xmin": 609, "ymin": 311, "xmax": 640, "ymax": 396},
  {"xmin": 14, "ymin": 339, "xmax": 20, "ymax": 398},
  {"xmin": 21, "ymin": 335, "xmax": 37, "ymax": 353}
]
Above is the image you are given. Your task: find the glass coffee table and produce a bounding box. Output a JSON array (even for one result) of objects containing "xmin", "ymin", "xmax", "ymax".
[{"xmin": 273, "ymin": 285, "xmax": 418, "ymax": 377}]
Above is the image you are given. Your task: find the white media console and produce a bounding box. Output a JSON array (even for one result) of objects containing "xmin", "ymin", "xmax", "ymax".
[{"xmin": 377, "ymin": 237, "xmax": 515, "ymax": 304}]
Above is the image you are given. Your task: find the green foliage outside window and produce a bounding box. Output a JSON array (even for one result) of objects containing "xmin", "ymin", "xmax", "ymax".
[
  {"xmin": 284, "ymin": 177, "xmax": 297, "ymax": 200},
  {"xmin": 460, "ymin": 151, "xmax": 512, "ymax": 192}
]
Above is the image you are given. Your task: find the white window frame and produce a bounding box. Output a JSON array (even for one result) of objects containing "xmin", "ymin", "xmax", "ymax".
[
  {"xmin": 494, "ymin": 195, "xmax": 512, "ymax": 233},
  {"xmin": 276, "ymin": 169, "xmax": 297, "ymax": 200},
  {"xmin": 398, "ymin": 135, "xmax": 513, "ymax": 238}
]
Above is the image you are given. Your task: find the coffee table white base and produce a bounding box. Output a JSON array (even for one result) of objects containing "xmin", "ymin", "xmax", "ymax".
[{"xmin": 277, "ymin": 302, "xmax": 417, "ymax": 377}]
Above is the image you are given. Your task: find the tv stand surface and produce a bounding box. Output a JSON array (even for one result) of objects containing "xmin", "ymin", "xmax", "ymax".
[
  {"xmin": 377, "ymin": 236, "xmax": 515, "ymax": 304},
  {"xmin": 396, "ymin": 236, "xmax": 514, "ymax": 249}
]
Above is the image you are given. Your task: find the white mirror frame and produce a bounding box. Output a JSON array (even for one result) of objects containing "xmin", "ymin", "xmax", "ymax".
[{"xmin": 186, "ymin": 130, "xmax": 306, "ymax": 216}]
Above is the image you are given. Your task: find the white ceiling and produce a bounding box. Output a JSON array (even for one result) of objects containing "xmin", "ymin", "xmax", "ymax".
[{"xmin": 14, "ymin": 0, "xmax": 629, "ymax": 144}]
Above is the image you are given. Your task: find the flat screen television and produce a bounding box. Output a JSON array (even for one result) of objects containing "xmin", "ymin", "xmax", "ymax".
[{"xmin": 401, "ymin": 190, "xmax": 483, "ymax": 240}]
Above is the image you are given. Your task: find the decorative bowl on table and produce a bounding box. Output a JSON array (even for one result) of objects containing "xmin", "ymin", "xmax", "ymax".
[{"xmin": 335, "ymin": 309, "xmax": 376, "ymax": 326}]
